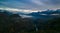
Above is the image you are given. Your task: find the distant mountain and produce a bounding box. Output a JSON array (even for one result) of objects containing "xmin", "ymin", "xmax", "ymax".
[
  {"xmin": 26, "ymin": 9, "xmax": 60, "ymax": 19},
  {"xmin": 27, "ymin": 9, "xmax": 60, "ymax": 15},
  {"xmin": 0, "ymin": 10, "xmax": 25, "ymax": 15},
  {"xmin": 0, "ymin": 9, "xmax": 60, "ymax": 19},
  {"xmin": 0, "ymin": 10, "xmax": 12, "ymax": 15}
]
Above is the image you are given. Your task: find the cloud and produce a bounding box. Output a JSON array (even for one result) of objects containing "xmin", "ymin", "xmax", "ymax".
[
  {"xmin": 31, "ymin": 0, "xmax": 45, "ymax": 6},
  {"xmin": 0, "ymin": 7, "xmax": 40, "ymax": 13},
  {"xmin": 33, "ymin": 0, "xmax": 60, "ymax": 5},
  {"xmin": 0, "ymin": 0, "xmax": 60, "ymax": 10}
]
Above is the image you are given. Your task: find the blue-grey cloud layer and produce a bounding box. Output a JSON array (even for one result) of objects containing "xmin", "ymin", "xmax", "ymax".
[{"xmin": 0, "ymin": 0, "xmax": 60, "ymax": 10}]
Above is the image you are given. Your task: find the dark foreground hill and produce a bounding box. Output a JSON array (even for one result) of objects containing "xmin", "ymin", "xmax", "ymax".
[{"xmin": 0, "ymin": 9, "xmax": 60, "ymax": 33}]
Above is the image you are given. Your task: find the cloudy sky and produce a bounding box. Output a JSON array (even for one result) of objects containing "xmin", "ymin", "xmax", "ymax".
[{"xmin": 0, "ymin": 0, "xmax": 60, "ymax": 11}]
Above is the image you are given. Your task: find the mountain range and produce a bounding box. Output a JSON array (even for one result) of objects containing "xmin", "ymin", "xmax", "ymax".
[{"xmin": 0, "ymin": 9, "xmax": 60, "ymax": 19}]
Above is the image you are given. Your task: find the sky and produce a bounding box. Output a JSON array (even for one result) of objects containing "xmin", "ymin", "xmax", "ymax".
[{"xmin": 0, "ymin": 0, "xmax": 60, "ymax": 12}]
